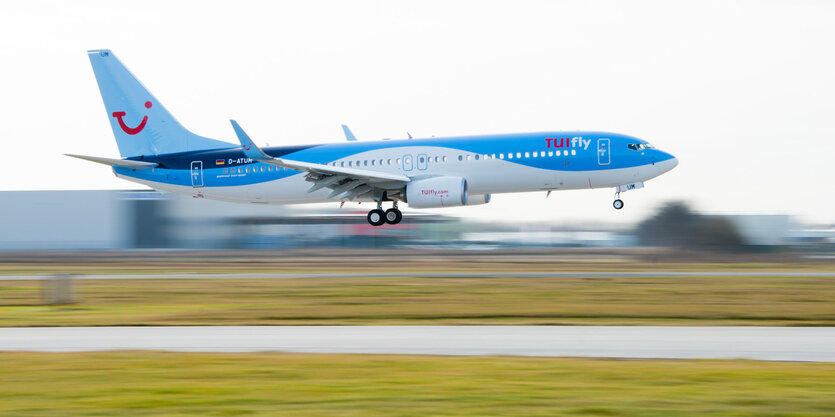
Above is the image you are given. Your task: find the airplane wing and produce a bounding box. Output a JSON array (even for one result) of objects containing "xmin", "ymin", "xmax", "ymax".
[
  {"xmin": 65, "ymin": 154, "xmax": 158, "ymax": 169},
  {"xmin": 230, "ymin": 120, "xmax": 409, "ymax": 200}
]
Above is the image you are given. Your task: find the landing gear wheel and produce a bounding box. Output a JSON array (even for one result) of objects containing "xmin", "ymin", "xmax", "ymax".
[
  {"xmin": 367, "ymin": 209, "xmax": 386, "ymax": 226},
  {"xmin": 384, "ymin": 208, "xmax": 403, "ymax": 225},
  {"xmin": 613, "ymin": 199, "xmax": 624, "ymax": 210}
]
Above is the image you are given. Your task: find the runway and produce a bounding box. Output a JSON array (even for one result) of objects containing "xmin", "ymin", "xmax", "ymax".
[
  {"xmin": 3, "ymin": 271, "xmax": 835, "ymax": 280},
  {"xmin": 2, "ymin": 326, "xmax": 833, "ymax": 361}
]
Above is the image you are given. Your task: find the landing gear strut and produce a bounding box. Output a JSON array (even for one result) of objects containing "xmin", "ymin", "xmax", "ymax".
[
  {"xmin": 367, "ymin": 201, "xmax": 402, "ymax": 226},
  {"xmin": 613, "ymin": 191, "xmax": 624, "ymax": 210}
]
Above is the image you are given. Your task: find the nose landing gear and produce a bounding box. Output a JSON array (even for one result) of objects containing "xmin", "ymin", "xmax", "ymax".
[
  {"xmin": 367, "ymin": 201, "xmax": 403, "ymax": 226},
  {"xmin": 613, "ymin": 190, "xmax": 624, "ymax": 210}
]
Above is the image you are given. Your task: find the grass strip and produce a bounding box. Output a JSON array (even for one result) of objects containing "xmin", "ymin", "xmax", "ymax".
[
  {"xmin": 1, "ymin": 276, "xmax": 834, "ymax": 326},
  {"xmin": 1, "ymin": 352, "xmax": 833, "ymax": 417}
]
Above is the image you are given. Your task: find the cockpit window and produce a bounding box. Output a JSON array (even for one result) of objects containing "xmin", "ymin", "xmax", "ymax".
[{"xmin": 628, "ymin": 143, "xmax": 654, "ymax": 151}]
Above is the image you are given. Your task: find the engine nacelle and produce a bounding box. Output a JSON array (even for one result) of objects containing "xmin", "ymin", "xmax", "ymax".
[
  {"xmin": 467, "ymin": 194, "xmax": 491, "ymax": 206},
  {"xmin": 406, "ymin": 176, "xmax": 468, "ymax": 208}
]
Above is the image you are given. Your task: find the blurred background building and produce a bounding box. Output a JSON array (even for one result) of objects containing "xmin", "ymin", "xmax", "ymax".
[{"xmin": 0, "ymin": 190, "xmax": 832, "ymax": 256}]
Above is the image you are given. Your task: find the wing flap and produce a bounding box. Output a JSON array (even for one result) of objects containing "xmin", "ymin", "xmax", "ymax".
[{"xmin": 267, "ymin": 158, "xmax": 410, "ymax": 183}]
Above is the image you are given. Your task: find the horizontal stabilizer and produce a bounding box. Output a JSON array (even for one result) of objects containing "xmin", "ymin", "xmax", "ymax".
[{"xmin": 65, "ymin": 154, "xmax": 158, "ymax": 169}]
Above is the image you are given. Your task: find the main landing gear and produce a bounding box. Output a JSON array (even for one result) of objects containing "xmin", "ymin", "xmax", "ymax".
[
  {"xmin": 367, "ymin": 201, "xmax": 402, "ymax": 226},
  {"xmin": 613, "ymin": 190, "xmax": 624, "ymax": 210}
]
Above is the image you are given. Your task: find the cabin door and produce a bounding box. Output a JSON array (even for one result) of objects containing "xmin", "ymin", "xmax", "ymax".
[
  {"xmin": 597, "ymin": 139, "xmax": 611, "ymax": 166},
  {"xmin": 190, "ymin": 161, "xmax": 204, "ymax": 187}
]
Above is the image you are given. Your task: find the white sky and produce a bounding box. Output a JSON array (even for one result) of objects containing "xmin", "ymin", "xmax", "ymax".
[{"xmin": 1, "ymin": 0, "xmax": 833, "ymax": 225}]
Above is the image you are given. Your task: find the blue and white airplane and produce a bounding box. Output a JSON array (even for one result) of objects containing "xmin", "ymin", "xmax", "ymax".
[{"xmin": 70, "ymin": 50, "xmax": 678, "ymax": 226}]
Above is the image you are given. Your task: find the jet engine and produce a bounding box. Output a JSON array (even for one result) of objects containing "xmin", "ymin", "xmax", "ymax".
[{"xmin": 405, "ymin": 176, "xmax": 491, "ymax": 209}]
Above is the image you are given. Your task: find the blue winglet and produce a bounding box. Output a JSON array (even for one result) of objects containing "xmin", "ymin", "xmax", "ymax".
[
  {"xmin": 341, "ymin": 124, "xmax": 357, "ymax": 141},
  {"xmin": 230, "ymin": 120, "xmax": 270, "ymax": 160}
]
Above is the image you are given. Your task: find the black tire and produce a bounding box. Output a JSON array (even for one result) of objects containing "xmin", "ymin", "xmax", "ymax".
[
  {"xmin": 384, "ymin": 208, "xmax": 403, "ymax": 225},
  {"xmin": 367, "ymin": 209, "xmax": 386, "ymax": 226},
  {"xmin": 613, "ymin": 199, "xmax": 624, "ymax": 210}
]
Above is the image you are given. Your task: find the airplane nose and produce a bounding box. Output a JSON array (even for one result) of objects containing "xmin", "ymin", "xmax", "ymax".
[
  {"xmin": 656, "ymin": 151, "xmax": 677, "ymax": 166},
  {"xmin": 654, "ymin": 152, "xmax": 678, "ymax": 174}
]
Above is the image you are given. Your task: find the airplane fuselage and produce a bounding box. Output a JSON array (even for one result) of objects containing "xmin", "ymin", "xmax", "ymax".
[{"xmin": 114, "ymin": 131, "xmax": 677, "ymax": 205}]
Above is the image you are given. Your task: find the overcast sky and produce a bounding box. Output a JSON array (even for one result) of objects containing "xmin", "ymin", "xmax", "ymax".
[{"xmin": 1, "ymin": 0, "xmax": 833, "ymax": 225}]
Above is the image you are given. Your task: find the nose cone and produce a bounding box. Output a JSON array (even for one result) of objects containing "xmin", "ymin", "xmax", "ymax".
[{"xmin": 655, "ymin": 151, "xmax": 678, "ymax": 174}]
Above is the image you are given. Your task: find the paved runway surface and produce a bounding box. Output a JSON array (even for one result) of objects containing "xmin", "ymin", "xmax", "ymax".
[
  {"xmin": 3, "ymin": 271, "xmax": 835, "ymax": 280},
  {"xmin": 1, "ymin": 326, "xmax": 832, "ymax": 361}
]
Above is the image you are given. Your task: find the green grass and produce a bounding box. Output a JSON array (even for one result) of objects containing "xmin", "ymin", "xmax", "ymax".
[
  {"xmin": 2, "ymin": 275, "xmax": 834, "ymax": 326},
  {"xmin": 1, "ymin": 252, "xmax": 832, "ymax": 276},
  {"xmin": 1, "ymin": 352, "xmax": 833, "ymax": 416}
]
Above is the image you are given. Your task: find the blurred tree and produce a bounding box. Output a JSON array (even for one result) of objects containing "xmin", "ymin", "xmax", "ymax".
[{"xmin": 637, "ymin": 201, "xmax": 744, "ymax": 250}]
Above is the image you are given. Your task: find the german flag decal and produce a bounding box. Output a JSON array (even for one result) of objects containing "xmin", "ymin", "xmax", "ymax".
[{"xmin": 215, "ymin": 159, "xmax": 225, "ymax": 165}]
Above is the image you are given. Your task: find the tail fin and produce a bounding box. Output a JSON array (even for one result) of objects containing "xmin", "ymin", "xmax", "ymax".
[{"xmin": 87, "ymin": 49, "xmax": 233, "ymax": 157}]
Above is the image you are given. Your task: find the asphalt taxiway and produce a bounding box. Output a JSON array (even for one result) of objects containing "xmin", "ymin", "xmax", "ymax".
[{"xmin": 1, "ymin": 326, "xmax": 832, "ymax": 361}]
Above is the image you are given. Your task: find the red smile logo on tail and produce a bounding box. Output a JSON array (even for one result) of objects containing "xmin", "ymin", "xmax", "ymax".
[{"xmin": 112, "ymin": 101, "xmax": 151, "ymax": 135}]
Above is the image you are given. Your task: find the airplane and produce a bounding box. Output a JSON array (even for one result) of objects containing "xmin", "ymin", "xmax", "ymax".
[{"xmin": 70, "ymin": 49, "xmax": 678, "ymax": 226}]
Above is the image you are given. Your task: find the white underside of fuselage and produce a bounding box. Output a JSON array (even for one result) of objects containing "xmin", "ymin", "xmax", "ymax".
[{"xmin": 116, "ymin": 146, "xmax": 677, "ymax": 207}]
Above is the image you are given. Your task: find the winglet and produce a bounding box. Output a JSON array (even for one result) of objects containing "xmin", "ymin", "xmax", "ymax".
[
  {"xmin": 230, "ymin": 120, "xmax": 271, "ymax": 160},
  {"xmin": 341, "ymin": 124, "xmax": 357, "ymax": 141}
]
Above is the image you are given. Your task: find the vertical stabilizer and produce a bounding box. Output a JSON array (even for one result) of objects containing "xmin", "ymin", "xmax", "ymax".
[{"xmin": 88, "ymin": 49, "xmax": 233, "ymax": 157}]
